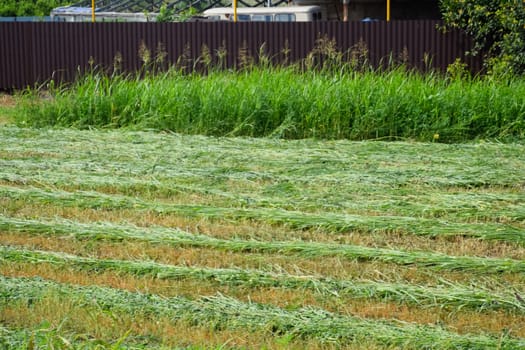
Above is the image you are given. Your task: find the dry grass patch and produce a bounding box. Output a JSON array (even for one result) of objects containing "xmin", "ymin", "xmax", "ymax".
[
  {"xmin": 0, "ymin": 150, "xmax": 63, "ymax": 160},
  {"xmin": 0, "ymin": 94, "xmax": 15, "ymax": 107},
  {"xmin": 0, "ymin": 94, "xmax": 15, "ymax": 125}
]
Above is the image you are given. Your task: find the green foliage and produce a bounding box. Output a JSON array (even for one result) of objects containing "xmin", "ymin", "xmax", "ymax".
[
  {"xmin": 0, "ymin": 0, "xmax": 17, "ymax": 16},
  {"xmin": 446, "ymin": 58, "xmax": 470, "ymax": 80},
  {"xmin": 440, "ymin": 0, "xmax": 525, "ymax": 75},
  {"xmin": 0, "ymin": 0, "xmax": 69, "ymax": 17},
  {"xmin": 155, "ymin": 0, "xmax": 200, "ymax": 22},
  {"xmin": 176, "ymin": 7, "xmax": 199, "ymax": 22},
  {"xmin": 155, "ymin": 3, "xmax": 175, "ymax": 22}
]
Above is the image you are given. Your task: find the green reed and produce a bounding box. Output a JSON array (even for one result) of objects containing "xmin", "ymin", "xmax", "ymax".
[{"xmin": 14, "ymin": 66, "xmax": 525, "ymax": 142}]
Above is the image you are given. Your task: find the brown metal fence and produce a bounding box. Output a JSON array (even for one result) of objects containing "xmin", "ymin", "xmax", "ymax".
[{"xmin": 0, "ymin": 21, "xmax": 481, "ymax": 90}]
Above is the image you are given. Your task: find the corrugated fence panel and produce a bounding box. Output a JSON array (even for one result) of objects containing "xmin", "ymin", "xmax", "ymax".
[
  {"xmin": 0, "ymin": 21, "xmax": 481, "ymax": 90},
  {"xmin": 0, "ymin": 23, "xmax": 33, "ymax": 90}
]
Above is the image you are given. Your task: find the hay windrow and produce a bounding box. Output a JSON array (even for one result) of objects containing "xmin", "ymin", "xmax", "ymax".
[{"xmin": 1, "ymin": 126, "xmax": 524, "ymax": 348}]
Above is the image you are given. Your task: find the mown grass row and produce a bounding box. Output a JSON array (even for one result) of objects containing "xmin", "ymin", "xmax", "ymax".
[
  {"xmin": 2, "ymin": 184, "xmax": 524, "ymax": 245},
  {"xmin": 2, "ymin": 127, "xmax": 524, "ymax": 188},
  {"xmin": 2, "ymin": 160, "xmax": 525, "ymax": 223},
  {"xmin": 1, "ymin": 245, "xmax": 523, "ymax": 312},
  {"xmin": 1, "ymin": 127, "xmax": 524, "ymax": 229},
  {"xmin": 13, "ymin": 66, "xmax": 525, "ymax": 142},
  {"xmin": 2, "ymin": 276, "xmax": 524, "ymax": 350},
  {"xmin": 2, "ymin": 215, "xmax": 524, "ymax": 274},
  {"xmin": 1, "ymin": 127, "xmax": 524, "ymax": 348}
]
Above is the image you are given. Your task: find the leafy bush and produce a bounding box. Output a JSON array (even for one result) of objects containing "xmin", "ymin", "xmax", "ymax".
[
  {"xmin": 440, "ymin": 0, "xmax": 525, "ymax": 75},
  {"xmin": 0, "ymin": 0, "xmax": 69, "ymax": 17},
  {"xmin": 156, "ymin": 3, "xmax": 175, "ymax": 22}
]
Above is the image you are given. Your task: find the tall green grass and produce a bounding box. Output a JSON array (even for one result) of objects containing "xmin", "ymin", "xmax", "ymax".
[{"xmin": 15, "ymin": 66, "xmax": 525, "ymax": 142}]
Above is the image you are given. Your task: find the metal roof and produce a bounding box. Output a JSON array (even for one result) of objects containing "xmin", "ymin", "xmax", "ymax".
[{"xmin": 67, "ymin": 0, "xmax": 288, "ymax": 14}]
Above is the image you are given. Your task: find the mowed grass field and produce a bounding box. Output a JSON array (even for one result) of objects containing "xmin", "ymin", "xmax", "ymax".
[{"xmin": 0, "ymin": 125, "xmax": 524, "ymax": 349}]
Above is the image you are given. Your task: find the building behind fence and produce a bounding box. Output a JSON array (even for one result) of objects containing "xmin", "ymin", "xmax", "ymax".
[{"xmin": 0, "ymin": 21, "xmax": 481, "ymax": 90}]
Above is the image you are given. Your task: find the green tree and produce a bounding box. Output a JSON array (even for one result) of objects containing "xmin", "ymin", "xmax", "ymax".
[
  {"xmin": 156, "ymin": 2, "xmax": 199, "ymax": 22},
  {"xmin": 0, "ymin": 0, "xmax": 18, "ymax": 16},
  {"xmin": 155, "ymin": 3, "xmax": 175, "ymax": 22},
  {"xmin": 440, "ymin": 0, "xmax": 525, "ymax": 75},
  {"xmin": 0, "ymin": 0, "xmax": 69, "ymax": 17}
]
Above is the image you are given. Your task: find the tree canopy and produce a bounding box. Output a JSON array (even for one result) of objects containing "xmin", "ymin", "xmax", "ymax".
[
  {"xmin": 0, "ymin": 0, "xmax": 68, "ymax": 17},
  {"xmin": 440, "ymin": 0, "xmax": 525, "ymax": 75}
]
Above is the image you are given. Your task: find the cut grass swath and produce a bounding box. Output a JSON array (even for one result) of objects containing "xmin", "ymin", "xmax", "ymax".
[
  {"xmin": 1, "ymin": 245, "xmax": 523, "ymax": 312},
  {"xmin": 1, "ymin": 126, "xmax": 524, "ymax": 189},
  {"xmin": 1, "ymin": 276, "xmax": 523, "ymax": 350},
  {"xmin": 1, "ymin": 185, "xmax": 524, "ymax": 244},
  {"xmin": 2, "ymin": 164, "xmax": 525, "ymax": 224},
  {"xmin": 1, "ymin": 215, "xmax": 524, "ymax": 274}
]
